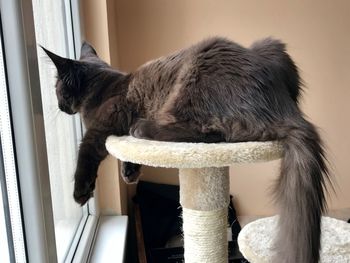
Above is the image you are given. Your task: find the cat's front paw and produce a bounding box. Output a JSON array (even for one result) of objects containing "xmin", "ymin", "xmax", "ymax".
[
  {"xmin": 73, "ymin": 178, "xmax": 96, "ymax": 206},
  {"xmin": 121, "ymin": 162, "xmax": 141, "ymax": 184}
]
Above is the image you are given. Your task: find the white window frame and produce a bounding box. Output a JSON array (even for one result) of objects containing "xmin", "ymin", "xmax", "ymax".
[
  {"xmin": 0, "ymin": 0, "xmax": 100, "ymax": 262},
  {"xmin": 0, "ymin": 21, "xmax": 26, "ymax": 263}
]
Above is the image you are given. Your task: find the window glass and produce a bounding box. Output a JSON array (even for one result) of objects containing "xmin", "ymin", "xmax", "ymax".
[{"xmin": 32, "ymin": 1, "xmax": 85, "ymax": 261}]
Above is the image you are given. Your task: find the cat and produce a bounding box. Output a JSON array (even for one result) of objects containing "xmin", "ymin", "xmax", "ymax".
[{"xmin": 42, "ymin": 37, "xmax": 331, "ymax": 263}]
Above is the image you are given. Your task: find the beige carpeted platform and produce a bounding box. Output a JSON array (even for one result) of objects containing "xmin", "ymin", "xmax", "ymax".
[
  {"xmin": 238, "ymin": 216, "xmax": 350, "ymax": 263},
  {"xmin": 105, "ymin": 136, "xmax": 282, "ymax": 168}
]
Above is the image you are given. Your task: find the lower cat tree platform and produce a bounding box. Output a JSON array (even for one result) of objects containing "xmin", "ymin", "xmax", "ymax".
[
  {"xmin": 106, "ymin": 136, "xmax": 281, "ymax": 263},
  {"xmin": 238, "ymin": 216, "xmax": 350, "ymax": 263},
  {"xmin": 106, "ymin": 136, "xmax": 350, "ymax": 262}
]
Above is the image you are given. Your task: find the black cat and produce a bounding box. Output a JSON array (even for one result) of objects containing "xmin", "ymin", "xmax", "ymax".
[{"xmin": 43, "ymin": 37, "xmax": 331, "ymax": 263}]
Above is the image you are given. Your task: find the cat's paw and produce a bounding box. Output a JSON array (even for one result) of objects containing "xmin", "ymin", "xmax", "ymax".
[
  {"xmin": 121, "ymin": 162, "xmax": 141, "ymax": 184},
  {"xmin": 73, "ymin": 179, "xmax": 95, "ymax": 206}
]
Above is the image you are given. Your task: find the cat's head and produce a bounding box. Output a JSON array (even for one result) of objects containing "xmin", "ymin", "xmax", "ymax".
[{"xmin": 42, "ymin": 42, "xmax": 109, "ymax": 114}]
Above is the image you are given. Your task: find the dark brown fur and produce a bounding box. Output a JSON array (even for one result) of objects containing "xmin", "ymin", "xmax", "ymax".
[{"xmin": 43, "ymin": 37, "xmax": 331, "ymax": 262}]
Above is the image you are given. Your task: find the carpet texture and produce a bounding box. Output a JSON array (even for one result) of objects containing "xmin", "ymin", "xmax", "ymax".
[
  {"xmin": 106, "ymin": 136, "xmax": 282, "ymax": 168},
  {"xmin": 238, "ymin": 216, "xmax": 350, "ymax": 263}
]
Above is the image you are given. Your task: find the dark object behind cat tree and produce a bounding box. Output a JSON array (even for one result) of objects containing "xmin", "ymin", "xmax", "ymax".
[{"xmin": 133, "ymin": 181, "xmax": 247, "ymax": 263}]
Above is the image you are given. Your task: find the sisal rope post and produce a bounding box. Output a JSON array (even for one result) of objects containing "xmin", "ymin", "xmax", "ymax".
[{"xmin": 179, "ymin": 167, "xmax": 230, "ymax": 263}]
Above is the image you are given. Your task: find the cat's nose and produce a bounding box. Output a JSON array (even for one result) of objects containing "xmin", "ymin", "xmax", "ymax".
[{"xmin": 59, "ymin": 103, "xmax": 75, "ymax": 115}]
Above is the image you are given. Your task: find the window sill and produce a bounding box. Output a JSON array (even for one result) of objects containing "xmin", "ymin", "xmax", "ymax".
[{"xmin": 89, "ymin": 215, "xmax": 128, "ymax": 263}]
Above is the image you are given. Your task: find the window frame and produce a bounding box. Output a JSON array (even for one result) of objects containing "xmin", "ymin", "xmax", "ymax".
[
  {"xmin": 0, "ymin": 0, "xmax": 100, "ymax": 262},
  {"xmin": 0, "ymin": 19, "xmax": 27, "ymax": 262}
]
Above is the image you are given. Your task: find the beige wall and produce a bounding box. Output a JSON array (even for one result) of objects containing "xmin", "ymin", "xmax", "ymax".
[
  {"xmin": 113, "ymin": 0, "xmax": 350, "ymax": 216},
  {"xmin": 84, "ymin": 0, "xmax": 350, "ymax": 216}
]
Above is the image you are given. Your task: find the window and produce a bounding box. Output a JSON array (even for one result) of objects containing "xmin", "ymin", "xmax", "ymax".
[
  {"xmin": 32, "ymin": 0, "xmax": 86, "ymax": 261},
  {"xmin": 0, "ymin": 0, "xmax": 98, "ymax": 262}
]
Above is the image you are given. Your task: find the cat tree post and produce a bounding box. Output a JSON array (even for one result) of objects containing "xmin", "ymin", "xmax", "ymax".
[
  {"xmin": 105, "ymin": 136, "xmax": 282, "ymax": 263},
  {"xmin": 179, "ymin": 167, "xmax": 229, "ymax": 262}
]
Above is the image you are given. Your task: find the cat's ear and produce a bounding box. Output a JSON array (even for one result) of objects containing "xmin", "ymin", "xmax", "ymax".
[
  {"xmin": 40, "ymin": 46, "xmax": 75, "ymax": 76},
  {"xmin": 80, "ymin": 41, "xmax": 97, "ymax": 58}
]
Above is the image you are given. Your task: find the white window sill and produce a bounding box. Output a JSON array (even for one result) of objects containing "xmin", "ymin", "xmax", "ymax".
[{"xmin": 89, "ymin": 215, "xmax": 128, "ymax": 263}]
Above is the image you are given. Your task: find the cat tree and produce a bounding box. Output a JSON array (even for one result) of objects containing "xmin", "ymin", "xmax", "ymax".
[{"xmin": 106, "ymin": 136, "xmax": 282, "ymax": 262}]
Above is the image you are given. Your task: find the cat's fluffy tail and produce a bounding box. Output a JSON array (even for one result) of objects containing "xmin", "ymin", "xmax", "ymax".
[{"xmin": 274, "ymin": 119, "xmax": 331, "ymax": 263}]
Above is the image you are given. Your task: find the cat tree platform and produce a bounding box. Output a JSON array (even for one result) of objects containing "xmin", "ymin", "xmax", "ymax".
[
  {"xmin": 238, "ymin": 216, "xmax": 350, "ymax": 263},
  {"xmin": 106, "ymin": 136, "xmax": 282, "ymax": 263}
]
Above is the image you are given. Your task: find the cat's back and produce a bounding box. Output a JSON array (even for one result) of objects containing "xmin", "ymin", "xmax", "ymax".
[
  {"xmin": 129, "ymin": 36, "xmax": 245, "ymax": 90},
  {"xmin": 168, "ymin": 37, "xmax": 301, "ymax": 121},
  {"xmin": 190, "ymin": 37, "xmax": 258, "ymax": 77},
  {"xmin": 192, "ymin": 36, "xmax": 246, "ymax": 56},
  {"xmin": 127, "ymin": 42, "xmax": 194, "ymax": 117},
  {"xmin": 127, "ymin": 37, "xmax": 299, "ymax": 120},
  {"xmin": 184, "ymin": 37, "xmax": 301, "ymax": 112}
]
